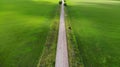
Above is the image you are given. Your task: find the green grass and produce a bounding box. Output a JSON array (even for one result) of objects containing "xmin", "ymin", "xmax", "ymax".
[
  {"xmin": 38, "ymin": 6, "xmax": 60, "ymax": 67},
  {"xmin": 67, "ymin": 0, "xmax": 120, "ymax": 67},
  {"xmin": 0, "ymin": 0, "xmax": 58, "ymax": 67},
  {"xmin": 65, "ymin": 8, "xmax": 84, "ymax": 67}
]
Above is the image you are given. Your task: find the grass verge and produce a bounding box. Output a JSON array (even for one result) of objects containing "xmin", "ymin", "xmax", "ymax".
[
  {"xmin": 65, "ymin": 7, "xmax": 84, "ymax": 67},
  {"xmin": 37, "ymin": 5, "xmax": 60, "ymax": 67}
]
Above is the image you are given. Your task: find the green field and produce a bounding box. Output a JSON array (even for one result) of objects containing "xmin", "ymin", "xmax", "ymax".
[
  {"xmin": 1, "ymin": 0, "xmax": 120, "ymax": 67},
  {"xmin": 67, "ymin": 0, "xmax": 120, "ymax": 67},
  {"xmin": 0, "ymin": 0, "xmax": 58, "ymax": 67}
]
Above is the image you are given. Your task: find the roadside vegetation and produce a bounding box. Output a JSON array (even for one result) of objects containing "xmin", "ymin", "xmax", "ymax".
[
  {"xmin": 37, "ymin": 6, "xmax": 60, "ymax": 67},
  {"xmin": 65, "ymin": 8, "xmax": 84, "ymax": 67},
  {"xmin": 67, "ymin": 0, "xmax": 120, "ymax": 67},
  {"xmin": 0, "ymin": 0, "xmax": 58, "ymax": 67}
]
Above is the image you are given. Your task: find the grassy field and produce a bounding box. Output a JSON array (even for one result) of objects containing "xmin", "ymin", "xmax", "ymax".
[
  {"xmin": 65, "ymin": 9, "xmax": 84, "ymax": 67},
  {"xmin": 67, "ymin": 0, "xmax": 120, "ymax": 67},
  {"xmin": 38, "ymin": 6, "xmax": 60, "ymax": 67},
  {"xmin": 0, "ymin": 0, "xmax": 58, "ymax": 67}
]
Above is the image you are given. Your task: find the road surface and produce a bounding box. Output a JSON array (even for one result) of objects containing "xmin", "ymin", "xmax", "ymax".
[{"xmin": 55, "ymin": 1, "xmax": 69, "ymax": 67}]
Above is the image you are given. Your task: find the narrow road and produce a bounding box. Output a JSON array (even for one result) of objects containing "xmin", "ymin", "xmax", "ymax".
[{"xmin": 55, "ymin": 0, "xmax": 69, "ymax": 67}]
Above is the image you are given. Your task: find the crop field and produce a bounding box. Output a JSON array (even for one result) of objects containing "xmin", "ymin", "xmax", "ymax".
[
  {"xmin": 67, "ymin": 0, "xmax": 120, "ymax": 67},
  {"xmin": 0, "ymin": 0, "xmax": 58, "ymax": 67}
]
